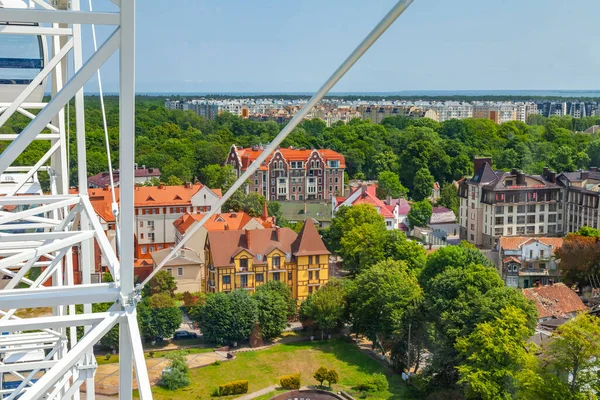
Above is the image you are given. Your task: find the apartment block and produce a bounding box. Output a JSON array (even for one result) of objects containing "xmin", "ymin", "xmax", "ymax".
[
  {"xmin": 226, "ymin": 145, "xmax": 345, "ymax": 201},
  {"xmin": 205, "ymin": 219, "xmax": 330, "ymax": 301},
  {"xmin": 87, "ymin": 183, "xmax": 222, "ymax": 267},
  {"xmin": 458, "ymin": 158, "xmax": 565, "ymax": 248}
]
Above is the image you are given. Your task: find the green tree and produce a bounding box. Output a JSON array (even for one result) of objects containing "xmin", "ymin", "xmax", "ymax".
[
  {"xmin": 137, "ymin": 293, "xmax": 182, "ymax": 341},
  {"xmin": 165, "ymin": 175, "xmax": 183, "ymax": 185},
  {"xmin": 324, "ymin": 204, "xmax": 385, "ymax": 253},
  {"xmin": 326, "ymin": 369, "xmax": 339, "ymax": 386},
  {"xmin": 254, "ymin": 289, "xmax": 288, "ymax": 341},
  {"xmin": 191, "ymin": 290, "xmax": 257, "ymax": 345},
  {"xmin": 407, "ymin": 200, "xmax": 432, "ymax": 228},
  {"xmin": 160, "ymin": 352, "xmax": 190, "ymax": 390},
  {"xmin": 436, "ymin": 183, "xmax": 459, "ymax": 215},
  {"xmin": 412, "ymin": 168, "xmax": 435, "ymax": 201},
  {"xmin": 200, "ymin": 164, "xmax": 236, "ymax": 189},
  {"xmin": 456, "ymin": 306, "xmax": 541, "ymax": 400},
  {"xmin": 376, "ymin": 171, "xmax": 408, "ymax": 199},
  {"xmin": 143, "ymin": 270, "xmax": 177, "ymax": 297},
  {"xmin": 544, "ymin": 313, "xmax": 600, "ymax": 397},
  {"xmin": 348, "ymin": 259, "xmax": 423, "ymax": 351},
  {"xmin": 299, "ymin": 280, "xmax": 347, "ymax": 340},
  {"xmin": 383, "ymin": 230, "xmax": 427, "ymax": 273},
  {"xmin": 256, "ymin": 280, "xmax": 297, "ymax": 319},
  {"xmin": 314, "ymin": 366, "xmax": 328, "ymax": 386},
  {"xmin": 339, "ymin": 223, "xmax": 387, "ymax": 275}
]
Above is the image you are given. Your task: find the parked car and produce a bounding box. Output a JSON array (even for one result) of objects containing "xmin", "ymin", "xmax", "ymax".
[{"xmin": 172, "ymin": 330, "xmax": 198, "ymax": 340}]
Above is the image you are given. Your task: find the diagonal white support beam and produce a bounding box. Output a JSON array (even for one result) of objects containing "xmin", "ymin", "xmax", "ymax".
[
  {"xmin": 0, "ymin": 28, "xmax": 120, "ymax": 176},
  {"xmin": 17, "ymin": 107, "xmax": 60, "ymax": 133},
  {"xmin": 139, "ymin": 0, "xmax": 416, "ymax": 289},
  {"xmin": 125, "ymin": 308, "xmax": 152, "ymax": 400},
  {"xmin": 0, "ymin": 313, "xmax": 110, "ymax": 333},
  {"xmin": 0, "ymin": 284, "xmax": 119, "ymax": 309},
  {"xmin": 0, "ymin": 197, "xmax": 78, "ymax": 226},
  {"xmin": 17, "ymin": 311, "xmax": 122, "ymax": 400}
]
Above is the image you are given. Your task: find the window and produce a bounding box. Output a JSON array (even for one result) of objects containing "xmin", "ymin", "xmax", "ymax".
[
  {"xmin": 540, "ymin": 250, "xmax": 545, "ymax": 257},
  {"xmin": 166, "ymin": 268, "xmax": 172, "ymax": 275},
  {"xmin": 507, "ymin": 227, "xmax": 513, "ymax": 235},
  {"xmin": 147, "ymin": 220, "xmax": 154, "ymax": 228},
  {"xmin": 148, "ymin": 233, "xmax": 155, "ymax": 242},
  {"xmin": 222, "ymin": 275, "xmax": 231, "ymax": 285},
  {"xmin": 539, "ymin": 215, "xmax": 544, "ymax": 222},
  {"xmin": 508, "ymin": 206, "xmax": 513, "ymax": 213},
  {"xmin": 240, "ymin": 275, "xmax": 248, "ymax": 287},
  {"xmin": 141, "ymin": 246, "xmax": 147, "ymax": 254},
  {"xmin": 315, "ymin": 255, "xmax": 320, "ymax": 264},
  {"xmin": 517, "ymin": 216, "xmax": 525, "ymax": 224},
  {"xmin": 548, "ymin": 214, "xmax": 557, "ymax": 223},
  {"xmin": 470, "ymin": 234, "xmax": 474, "ymax": 241},
  {"xmin": 517, "ymin": 205, "xmax": 526, "ymax": 213},
  {"xmin": 308, "ymin": 255, "xmax": 313, "ymax": 264},
  {"xmin": 495, "ymin": 206, "xmax": 504, "ymax": 214},
  {"xmin": 549, "ymin": 204, "xmax": 557, "ymax": 212},
  {"xmin": 527, "ymin": 215, "xmax": 536, "ymax": 224},
  {"xmin": 539, "ymin": 226, "xmax": 544, "ymax": 234},
  {"xmin": 309, "ymin": 286, "xmax": 314, "ymax": 294},
  {"xmin": 527, "ymin": 226, "xmax": 535, "ymax": 234},
  {"xmin": 309, "ymin": 271, "xmax": 313, "ymax": 280},
  {"xmin": 517, "ymin": 226, "xmax": 525, "ymax": 234},
  {"xmin": 240, "ymin": 257, "xmax": 248, "ymax": 270},
  {"xmin": 273, "ymin": 272, "xmax": 280, "ymax": 281},
  {"xmin": 539, "ymin": 204, "xmax": 545, "ymax": 212},
  {"xmin": 177, "ymin": 267, "xmax": 183, "ymax": 276},
  {"xmin": 256, "ymin": 273, "xmax": 264, "ymax": 282},
  {"xmin": 272, "ymin": 255, "xmax": 281, "ymax": 269},
  {"xmin": 288, "ymin": 271, "xmax": 293, "ymax": 281},
  {"xmin": 495, "ymin": 217, "xmax": 504, "ymax": 225},
  {"xmin": 528, "ymin": 205, "xmax": 536, "ymax": 213},
  {"xmin": 508, "ymin": 216, "xmax": 513, "ymax": 223},
  {"xmin": 495, "ymin": 227, "xmax": 503, "ymax": 236},
  {"xmin": 140, "ymin": 221, "xmax": 144, "ymax": 227},
  {"xmin": 150, "ymin": 246, "xmax": 155, "ymax": 252},
  {"xmin": 141, "ymin": 233, "xmax": 144, "ymax": 239}
]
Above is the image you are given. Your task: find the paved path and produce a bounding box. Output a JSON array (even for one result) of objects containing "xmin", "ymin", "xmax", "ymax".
[
  {"xmin": 83, "ymin": 351, "xmax": 229, "ymax": 396},
  {"xmin": 235, "ymin": 385, "xmax": 278, "ymax": 400}
]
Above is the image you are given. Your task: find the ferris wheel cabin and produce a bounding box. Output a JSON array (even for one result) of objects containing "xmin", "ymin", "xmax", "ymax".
[{"xmin": 0, "ymin": 0, "xmax": 48, "ymax": 103}]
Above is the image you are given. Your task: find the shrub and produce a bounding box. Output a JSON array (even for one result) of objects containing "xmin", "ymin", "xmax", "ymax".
[
  {"xmin": 104, "ymin": 353, "xmax": 111, "ymax": 361},
  {"xmin": 314, "ymin": 366, "xmax": 328, "ymax": 386},
  {"xmin": 148, "ymin": 351, "xmax": 155, "ymax": 358},
  {"xmin": 160, "ymin": 368, "xmax": 190, "ymax": 390},
  {"xmin": 327, "ymin": 369, "xmax": 339, "ymax": 386},
  {"xmin": 218, "ymin": 380, "xmax": 248, "ymax": 396},
  {"xmin": 353, "ymin": 373, "xmax": 388, "ymax": 393},
  {"xmin": 279, "ymin": 373, "xmax": 301, "ymax": 389}
]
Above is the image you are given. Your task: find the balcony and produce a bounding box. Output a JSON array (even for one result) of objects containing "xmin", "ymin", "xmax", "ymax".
[{"xmin": 519, "ymin": 269, "xmax": 550, "ymax": 277}]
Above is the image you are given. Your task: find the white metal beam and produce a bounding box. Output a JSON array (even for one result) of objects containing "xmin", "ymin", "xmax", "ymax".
[
  {"xmin": 1, "ymin": 9, "xmax": 120, "ymax": 25},
  {"xmin": 0, "ymin": 313, "xmax": 110, "ymax": 333},
  {"xmin": 0, "ymin": 284, "xmax": 119, "ymax": 309}
]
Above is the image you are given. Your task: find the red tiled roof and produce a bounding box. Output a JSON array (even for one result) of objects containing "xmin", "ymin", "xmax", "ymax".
[
  {"xmin": 522, "ymin": 283, "xmax": 587, "ymax": 319},
  {"xmin": 499, "ymin": 237, "xmax": 564, "ymax": 254},
  {"xmin": 235, "ymin": 147, "xmax": 346, "ymax": 170},
  {"xmin": 174, "ymin": 211, "xmax": 275, "ymax": 235},
  {"xmin": 344, "ymin": 185, "xmax": 395, "ymax": 219},
  {"xmin": 503, "ymin": 256, "xmax": 521, "ymax": 264},
  {"xmin": 291, "ymin": 218, "xmax": 330, "ymax": 257}
]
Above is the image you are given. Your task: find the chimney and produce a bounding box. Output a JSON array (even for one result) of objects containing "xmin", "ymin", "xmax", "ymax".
[
  {"xmin": 275, "ymin": 227, "xmax": 280, "ymax": 242},
  {"xmin": 245, "ymin": 229, "xmax": 250, "ymax": 248},
  {"xmin": 511, "ymin": 168, "xmax": 518, "ymax": 175},
  {"xmin": 543, "ymin": 167, "xmax": 549, "ymax": 177},
  {"xmin": 473, "ymin": 157, "xmax": 492, "ymax": 174},
  {"xmin": 581, "ymin": 171, "xmax": 589, "ymax": 180},
  {"xmin": 185, "ymin": 182, "xmax": 192, "ymax": 189},
  {"xmin": 516, "ymin": 171, "xmax": 525, "ymax": 186},
  {"xmin": 549, "ymin": 171, "xmax": 556, "ymax": 183},
  {"xmin": 591, "ymin": 167, "xmax": 598, "ymax": 173},
  {"xmin": 224, "ymin": 223, "xmax": 229, "ymax": 231},
  {"xmin": 158, "ymin": 183, "xmax": 164, "ymax": 189},
  {"xmin": 104, "ymin": 184, "xmax": 109, "ymax": 191},
  {"xmin": 262, "ymin": 201, "xmax": 269, "ymax": 221},
  {"xmin": 148, "ymin": 168, "xmax": 154, "ymax": 173}
]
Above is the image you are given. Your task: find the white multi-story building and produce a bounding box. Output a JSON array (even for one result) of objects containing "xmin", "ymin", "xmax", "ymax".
[{"xmin": 458, "ymin": 158, "xmax": 565, "ymax": 249}]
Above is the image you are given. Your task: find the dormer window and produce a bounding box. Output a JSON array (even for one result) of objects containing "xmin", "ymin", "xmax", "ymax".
[
  {"xmin": 272, "ymin": 255, "xmax": 281, "ymax": 268},
  {"xmin": 240, "ymin": 257, "xmax": 248, "ymax": 270}
]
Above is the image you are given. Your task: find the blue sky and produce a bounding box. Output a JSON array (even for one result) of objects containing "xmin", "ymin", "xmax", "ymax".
[{"xmin": 86, "ymin": 0, "xmax": 600, "ymax": 93}]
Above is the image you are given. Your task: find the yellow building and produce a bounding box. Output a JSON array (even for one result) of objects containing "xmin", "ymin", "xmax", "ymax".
[{"xmin": 205, "ymin": 219, "xmax": 330, "ymax": 301}]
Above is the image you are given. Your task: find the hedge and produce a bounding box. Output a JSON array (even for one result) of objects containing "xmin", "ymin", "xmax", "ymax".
[
  {"xmin": 218, "ymin": 380, "xmax": 248, "ymax": 396},
  {"xmin": 279, "ymin": 373, "xmax": 301, "ymax": 389}
]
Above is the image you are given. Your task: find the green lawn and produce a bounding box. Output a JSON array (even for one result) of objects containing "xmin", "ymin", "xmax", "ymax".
[
  {"xmin": 138, "ymin": 339, "xmax": 410, "ymax": 399},
  {"xmin": 96, "ymin": 346, "xmax": 214, "ymax": 365}
]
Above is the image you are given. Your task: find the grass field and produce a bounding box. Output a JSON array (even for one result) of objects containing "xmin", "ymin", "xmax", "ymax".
[
  {"xmin": 138, "ymin": 339, "xmax": 409, "ymax": 399},
  {"xmin": 96, "ymin": 346, "xmax": 214, "ymax": 365}
]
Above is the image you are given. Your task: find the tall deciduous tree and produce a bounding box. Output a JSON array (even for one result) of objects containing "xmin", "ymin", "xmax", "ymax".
[
  {"xmin": 436, "ymin": 183, "xmax": 460, "ymax": 215},
  {"xmin": 412, "ymin": 168, "xmax": 435, "ymax": 201},
  {"xmin": 191, "ymin": 290, "xmax": 257, "ymax": 345},
  {"xmin": 299, "ymin": 280, "xmax": 347, "ymax": 340},
  {"xmin": 254, "ymin": 289, "xmax": 288, "ymax": 341},
  {"xmin": 544, "ymin": 313, "xmax": 600, "ymax": 397},
  {"xmin": 348, "ymin": 259, "xmax": 423, "ymax": 350},
  {"xmin": 556, "ymin": 233, "xmax": 600, "ymax": 290},
  {"xmin": 456, "ymin": 306, "xmax": 541, "ymax": 400},
  {"xmin": 256, "ymin": 280, "xmax": 297, "ymax": 319},
  {"xmin": 376, "ymin": 171, "xmax": 408, "ymax": 199},
  {"xmin": 324, "ymin": 204, "xmax": 384, "ymax": 253},
  {"xmin": 407, "ymin": 200, "xmax": 432, "ymax": 228},
  {"xmin": 137, "ymin": 293, "xmax": 183, "ymax": 341},
  {"xmin": 143, "ymin": 270, "xmax": 177, "ymax": 297}
]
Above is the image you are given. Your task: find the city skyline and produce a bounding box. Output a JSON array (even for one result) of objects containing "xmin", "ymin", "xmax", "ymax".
[{"xmin": 84, "ymin": 0, "xmax": 600, "ymax": 93}]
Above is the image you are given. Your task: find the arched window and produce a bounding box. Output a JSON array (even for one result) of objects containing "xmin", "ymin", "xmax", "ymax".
[{"xmin": 272, "ymin": 255, "xmax": 281, "ymax": 269}]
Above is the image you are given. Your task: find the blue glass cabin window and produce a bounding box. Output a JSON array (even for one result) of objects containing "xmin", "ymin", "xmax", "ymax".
[{"xmin": 0, "ymin": 28, "xmax": 44, "ymax": 84}]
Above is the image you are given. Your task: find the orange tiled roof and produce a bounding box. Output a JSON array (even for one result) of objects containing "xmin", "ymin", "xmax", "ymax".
[
  {"xmin": 174, "ymin": 211, "xmax": 275, "ymax": 235},
  {"xmin": 499, "ymin": 236, "xmax": 564, "ymax": 254},
  {"xmin": 235, "ymin": 147, "xmax": 346, "ymax": 170},
  {"xmin": 82, "ymin": 184, "xmax": 221, "ymax": 222},
  {"xmin": 522, "ymin": 283, "xmax": 587, "ymax": 319}
]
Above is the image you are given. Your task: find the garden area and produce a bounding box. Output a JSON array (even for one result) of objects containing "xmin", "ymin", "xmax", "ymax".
[{"xmin": 136, "ymin": 339, "xmax": 409, "ymax": 399}]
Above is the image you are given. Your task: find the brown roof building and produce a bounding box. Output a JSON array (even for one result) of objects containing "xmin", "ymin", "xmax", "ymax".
[
  {"xmin": 522, "ymin": 283, "xmax": 587, "ymax": 322},
  {"xmin": 205, "ymin": 219, "xmax": 330, "ymax": 301}
]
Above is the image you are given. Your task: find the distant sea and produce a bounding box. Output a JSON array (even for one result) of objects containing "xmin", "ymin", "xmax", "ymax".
[{"xmin": 133, "ymin": 90, "xmax": 600, "ymax": 98}]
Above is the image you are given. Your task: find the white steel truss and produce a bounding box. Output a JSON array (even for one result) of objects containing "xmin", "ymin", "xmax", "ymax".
[
  {"xmin": 0, "ymin": 0, "xmax": 413, "ymax": 399},
  {"xmin": 0, "ymin": 0, "xmax": 149, "ymax": 399}
]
